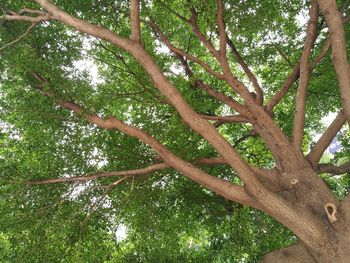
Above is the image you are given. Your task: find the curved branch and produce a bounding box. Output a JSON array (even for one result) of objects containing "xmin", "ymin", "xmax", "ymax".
[
  {"xmin": 267, "ymin": 37, "xmax": 331, "ymax": 112},
  {"xmin": 307, "ymin": 111, "xmax": 346, "ymax": 167}
]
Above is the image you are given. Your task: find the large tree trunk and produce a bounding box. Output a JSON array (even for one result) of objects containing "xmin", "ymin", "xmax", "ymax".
[
  {"xmin": 260, "ymin": 232, "xmax": 350, "ymax": 263},
  {"xmin": 260, "ymin": 169, "xmax": 350, "ymax": 263}
]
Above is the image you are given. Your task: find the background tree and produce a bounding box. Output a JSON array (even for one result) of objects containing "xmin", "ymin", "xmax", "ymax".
[{"xmin": 0, "ymin": 0, "xmax": 349, "ymax": 262}]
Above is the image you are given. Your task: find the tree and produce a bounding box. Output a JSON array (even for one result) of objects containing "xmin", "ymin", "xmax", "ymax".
[{"xmin": 0, "ymin": 0, "xmax": 350, "ymax": 262}]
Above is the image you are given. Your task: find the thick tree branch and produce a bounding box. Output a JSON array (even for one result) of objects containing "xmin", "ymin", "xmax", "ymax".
[
  {"xmin": 130, "ymin": 0, "xmax": 141, "ymax": 42},
  {"xmin": 318, "ymin": 162, "xmax": 350, "ymax": 175},
  {"xmin": 317, "ymin": 0, "xmax": 350, "ymax": 125},
  {"xmin": 307, "ymin": 111, "xmax": 346, "ymax": 167},
  {"xmin": 292, "ymin": 1, "xmax": 319, "ymax": 150},
  {"xmin": 217, "ymin": 0, "xmax": 227, "ymax": 58}
]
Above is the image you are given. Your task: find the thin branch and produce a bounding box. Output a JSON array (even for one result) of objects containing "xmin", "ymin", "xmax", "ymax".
[
  {"xmin": 18, "ymin": 8, "xmax": 47, "ymax": 15},
  {"xmin": 292, "ymin": 0, "xmax": 319, "ymax": 150},
  {"xmin": 27, "ymin": 163, "xmax": 169, "ymax": 185},
  {"xmin": 309, "ymin": 38, "xmax": 331, "ymax": 68},
  {"xmin": 307, "ymin": 111, "xmax": 346, "ymax": 167},
  {"xmin": 269, "ymin": 44, "xmax": 294, "ymax": 67},
  {"xmin": 130, "ymin": 0, "xmax": 141, "ymax": 42},
  {"xmin": 175, "ymin": 54, "xmax": 251, "ymax": 117},
  {"xmin": 148, "ymin": 20, "xmax": 224, "ymax": 80},
  {"xmin": 226, "ymin": 36, "xmax": 263, "ymax": 104},
  {"xmin": 195, "ymin": 80, "xmax": 250, "ymax": 116},
  {"xmin": 0, "ymin": 23, "xmax": 37, "ymax": 52},
  {"xmin": 26, "ymin": 155, "xmax": 283, "ymax": 194},
  {"xmin": 81, "ymin": 175, "xmax": 131, "ymax": 226},
  {"xmin": 189, "ymin": 8, "xmax": 220, "ymax": 58},
  {"xmin": 266, "ymin": 36, "xmax": 331, "ymax": 112},
  {"xmin": 158, "ymin": 1, "xmax": 189, "ymax": 23}
]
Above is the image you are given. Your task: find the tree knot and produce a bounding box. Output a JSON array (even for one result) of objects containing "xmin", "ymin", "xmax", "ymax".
[{"xmin": 324, "ymin": 203, "xmax": 337, "ymax": 224}]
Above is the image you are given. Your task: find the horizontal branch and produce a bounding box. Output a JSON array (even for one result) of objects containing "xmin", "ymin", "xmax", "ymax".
[
  {"xmin": 318, "ymin": 162, "xmax": 350, "ymax": 175},
  {"xmin": 26, "ymin": 155, "xmax": 283, "ymax": 193},
  {"xmin": 1, "ymin": 11, "xmax": 52, "ymax": 23},
  {"xmin": 200, "ymin": 114, "xmax": 250, "ymax": 125},
  {"xmin": 27, "ymin": 163, "xmax": 168, "ymax": 185}
]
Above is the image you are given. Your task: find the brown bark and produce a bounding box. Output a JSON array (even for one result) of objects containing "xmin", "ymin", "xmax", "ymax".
[
  {"xmin": 260, "ymin": 243, "xmax": 316, "ymax": 263},
  {"xmin": 317, "ymin": 0, "xmax": 350, "ymax": 125},
  {"xmin": 292, "ymin": 1, "xmax": 318, "ymax": 150}
]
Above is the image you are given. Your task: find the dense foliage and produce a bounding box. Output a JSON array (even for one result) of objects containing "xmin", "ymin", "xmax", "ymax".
[{"xmin": 0, "ymin": 0, "xmax": 349, "ymax": 262}]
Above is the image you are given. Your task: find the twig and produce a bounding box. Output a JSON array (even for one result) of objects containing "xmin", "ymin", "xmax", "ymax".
[{"xmin": 0, "ymin": 23, "xmax": 37, "ymax": 52}]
